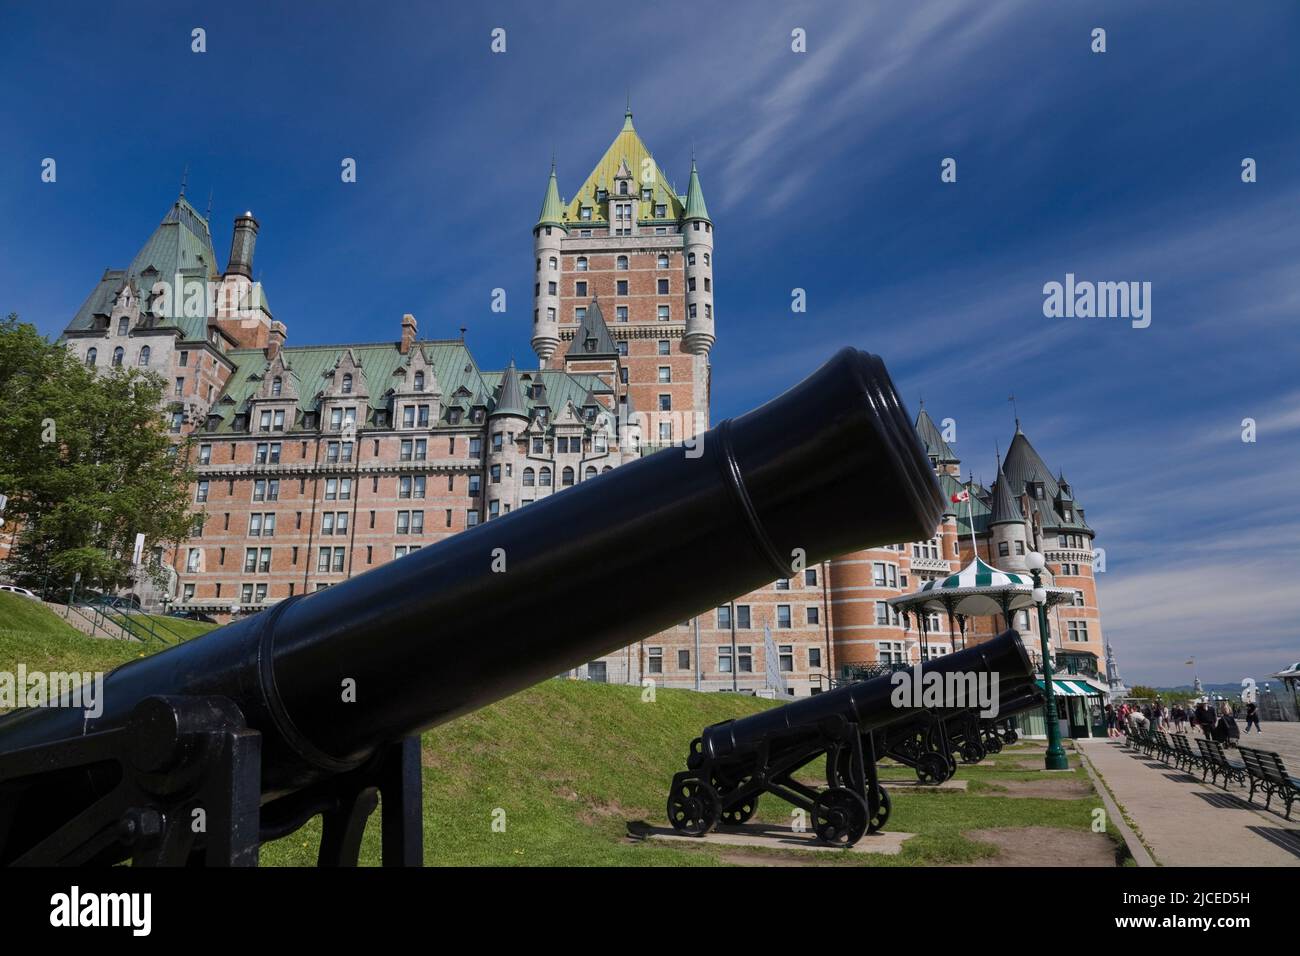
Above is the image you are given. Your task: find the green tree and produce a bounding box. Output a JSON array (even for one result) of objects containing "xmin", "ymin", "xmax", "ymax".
[
  {"xmin": 0, "ymin": 314, "xmax": 198, "ymax": 596},
  {"xmin": 1128, "ymin": 684, "xmax": 1161, "ymax": 702}
]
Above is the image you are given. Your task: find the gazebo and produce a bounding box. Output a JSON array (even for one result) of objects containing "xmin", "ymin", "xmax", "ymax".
[{"xmin": 887, "ymin": 556, "xmax": 1075, "ymax": 658}]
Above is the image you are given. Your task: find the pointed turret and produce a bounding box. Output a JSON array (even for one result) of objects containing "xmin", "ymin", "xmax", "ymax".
[
  {"xmin": 989, "ymin": 462, "xmax": 1022, "ymax": 527},
  {"xmin": 683, "ymin": 159, "xmax": 711, "ymax": 224},
  {"xmin": 491, "ymin": 360, "xmax": 529, "ymax": 419},
  {"xmin": 914, "ymin": 407, "xmax": 959, "ymax": 472},
  {"xmin": 535, "ymin": 163, "xmax": 567, "ymax": 231}
]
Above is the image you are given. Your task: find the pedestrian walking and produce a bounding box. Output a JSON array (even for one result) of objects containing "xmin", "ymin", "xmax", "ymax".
[{"xmin": 1244, "ymin": 700, "xmax": 1262, "ymax": 735}]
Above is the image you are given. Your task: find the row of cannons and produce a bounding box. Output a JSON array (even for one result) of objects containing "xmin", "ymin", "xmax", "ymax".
[
  {"xmin": 0, "ymin": 347, "xmax": 1039, "ymax": 866},
  {"xmin": 667, "ymin": 628, "xmax": 1044, "ymax": 847}
]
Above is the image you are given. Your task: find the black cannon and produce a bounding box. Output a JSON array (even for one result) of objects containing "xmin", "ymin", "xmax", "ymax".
[
  {"xmin": 0, "ymin": 346, "xmax": 944, "ymax": 867},
  {"xmin": 666, "ymin": 628, "xmax": 1036, "ymax": 847}
]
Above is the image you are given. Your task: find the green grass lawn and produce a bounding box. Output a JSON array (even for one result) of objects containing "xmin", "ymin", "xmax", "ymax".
[
  {"xmin": 114, "ymin": 612, "xmax": 216, "ymax": 644},
  {"xmin": 0, "ymin": 611, "xmax": 1129, "ymax": 866},
  {"xmin": 0, "ymin": 592, "xmax": 147, "ymax": 690}
]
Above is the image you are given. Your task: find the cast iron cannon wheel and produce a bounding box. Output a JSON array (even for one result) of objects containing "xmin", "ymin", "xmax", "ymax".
[
  {"xmin": 867, "ymin": 785, "xmax": 891, "ymax": 833},
  {"xmin": 811, "ymin": 787, "xmax": 869, "ymax": 846},
  {"xmin": 667, "ymin": 779, "xmax": 720, "ymax": 836},
  {"xmin": 959, "ymin": 740, "xmax": 986, "ymax": 763},
  {"xmin": 915, "ymin": 752, "xmax": 950, "ymax": 785},
  {"xmin": 1003, "ymin": 728, "xmax": 1018, "ymax": 744},
  {"xmin": 984, "ymin": 735, "xmax": 1003, "ymax": 755},
  {"xmin": 719, "ymin": 795, "xmax": 760, "ymax": 827}
]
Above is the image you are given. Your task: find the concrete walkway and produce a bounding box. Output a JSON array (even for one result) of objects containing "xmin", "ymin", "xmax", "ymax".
[{"xmin": 1077, "ymin": 738, "xmax": 1300, "ymax": 866}]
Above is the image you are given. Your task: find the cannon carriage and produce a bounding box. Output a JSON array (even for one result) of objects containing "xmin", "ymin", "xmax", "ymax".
[{"xmin": 667, "ymin": 628, "xmax": 1037, "ymax": 846}]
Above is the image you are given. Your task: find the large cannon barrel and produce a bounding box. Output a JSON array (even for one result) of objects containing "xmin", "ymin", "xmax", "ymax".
[
  {"xmin": 701, "ymin": 628, "xmax": 1034, "ymax": 761},
  {"xmin": 0, "ymin": 347, "xmax": 943, "ymax": 797}
]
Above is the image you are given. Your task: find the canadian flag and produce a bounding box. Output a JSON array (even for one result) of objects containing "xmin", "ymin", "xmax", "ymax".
[{"xmin": 951, "ymin": 490, "xmax": 970, "ymax": 504}]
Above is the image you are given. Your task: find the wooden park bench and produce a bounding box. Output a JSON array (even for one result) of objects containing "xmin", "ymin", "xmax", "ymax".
[
  {"xmin": 1194, "ymin": 737, "xmax": 1246, "ymax": 789},
  {"xmin": 1237, "ymin": 746, "xmax": 1300, "ymax": 820},
  {"xmin": 1170, "ymin": 733, "xmax": 1203, "ymax": 774}
]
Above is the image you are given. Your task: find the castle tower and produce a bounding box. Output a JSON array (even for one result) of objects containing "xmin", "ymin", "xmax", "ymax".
[
  {"xmin": 532, "ymin": 166, "xmax": 566, "ymax": 363},
  {"xmin": 681, "ymin": 159, "xmax": 714, "ymax": 356},
  {"xmin": 531, "ymin": 108, "xmax": 713, "ymax": 439},
  {"xmin": 987, "ymin": 459, "xmax": 1028, "ymax": 573}
]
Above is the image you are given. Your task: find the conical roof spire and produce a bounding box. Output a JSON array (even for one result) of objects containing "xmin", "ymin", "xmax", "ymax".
[
  {"xmin": 989, "ymin": 460, "xmax": 1022, "ymax": 527},
  {"xmin": 491, "ymin": 360, "xmax": 529, "ymax": 419},
  {"xmin": 535, "ymin": 163, "xmax": 567, "ymax": 230},
  {"xmin": 683, "ymin": 158, "xmax": 710, "ymax": 223}
]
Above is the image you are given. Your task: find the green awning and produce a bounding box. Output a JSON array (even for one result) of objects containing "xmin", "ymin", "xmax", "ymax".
[{"xmin": 1036, "ymin": 679, "xmax": 1097, "ymax": 697}]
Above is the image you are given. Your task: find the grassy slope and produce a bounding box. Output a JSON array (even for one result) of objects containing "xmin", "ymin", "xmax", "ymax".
[
  {"xmin": 0, "ymin": 593, "xmax": 147, "ymax": 686},
  {"xmin": 115, "ymin": 613, "xmax": 216, "ymax": 643},
  {"xmin": 0, "ymin": 612, "xmax": 1127, "ymax": 866}
]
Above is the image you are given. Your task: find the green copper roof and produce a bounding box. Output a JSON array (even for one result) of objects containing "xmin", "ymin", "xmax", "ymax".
[
  {"xmin": 67, "ymin": 194, "xmax": 221, "ymax": 342},
  {"xmin": 1003, "ymin": 428, "xmax": 1093, "ymax": 533},
  {"xmin": 683, "ymin": 160, "xmax": 710, "ymax": 223},
  {"xmin": 914, "ymin": 407, "xmax": 958, "ymax": 463},
  {"xmin": 989, "ymin": 463, "xmax": 1023, "ymax": 527},
  {"xmin": 940, "ymin": 472, "xmax": 991, "ymax": 535},
  {"xmin": 490, "ymin": 360, "xmax": 528, "ymax": 418},
  {"xmin": 563, "ymin": 112, "xmax": 685, "ymax": 225},
  {"xmin": 536, "ymin": 164, "xmax": 567, "ymax": 230}
]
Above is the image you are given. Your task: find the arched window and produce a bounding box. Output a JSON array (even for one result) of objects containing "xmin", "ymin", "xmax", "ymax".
[
  {"xmin": 687, "ymin": 252, "xmax": 696, "ymax": 266},
  {"xmin": 539, "ymin": 467, "xmax": 552, "ymax": 487},
  {"xmin": 618, "ymin": 180, "xmax": 628, "ymax": 195},
  {"xmin": 576, "ymin": 256, "xmax": 588, "ymax": 272},
  {"xmin": 523, "ymin": 467, "xmax": 535, "ymax": 487},
  {"xmin": 138, "ymin": 345, "xmax": 151, "ymax": 366},
  {"xmin": 584, "ymin": 465, "xmax": 596, "ymax": 480},
  {"xmin": 272, "ymin": 377, "xmax": 283, "ymax": 397},
  {"xmin": 548, "ymin": 257, "xmax": 557, "ymax": 270},
  {"xmin": 562, "ymin": 466, "xmax": 575, "ymax": 487},
  {"xmin": 414, "ymin": 371, "xmax": 425, "ymax": 391},
  {"xmin": 85, "ymin": 347, "xmax": 97, "ymax": 366},
  {"xmin": 616, "ymin": 255, "xmax": 629, "ymax": 271},
  {"xmin": 657, "ymin": 254, "xmax": 669, "ymax": 268},
  {"xmin": 704, "ymin": 253, "xmax": 711, "ymax": 267},
  {"xmin": 602, "ymin": 465, "xmax": 612, "ymax": 473},
  {"xmin": 342, "ymin": 373, "xmax": 353, "ymax": 394},
  {"xmin": 112, "ymin": 347, "xmax": 124, "ymax": 367}
]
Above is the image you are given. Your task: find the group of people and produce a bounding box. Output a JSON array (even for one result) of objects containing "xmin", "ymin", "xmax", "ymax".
[{"xmin": 1106, "ymin": 699, "xmax": 1261, "ymax": 747}]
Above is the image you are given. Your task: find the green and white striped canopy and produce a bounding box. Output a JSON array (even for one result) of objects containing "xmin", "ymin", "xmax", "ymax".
[{"xmin": 888, "ymin": 556, "xmax": 1075, "ymax": 619}]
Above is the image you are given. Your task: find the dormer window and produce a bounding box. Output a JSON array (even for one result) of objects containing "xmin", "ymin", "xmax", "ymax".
[
  {"xmin": 580, "ymin": 207, "xmax": 592, "ymax": 221},
  {"xmin": 414, "ymin": 371, "xmax": 425, "ymax": 391},
  {"xmin": 596, "ymin": 189, "xmax": 607, "ymax": 203},
  {"xmin": 584, "ymin": 337, "xmax": 597, "ymax": 353},
  {"xmin": 641, "ymin": 187, "xmax": 653, "ymax": 201},
  {"xmin": 341, "ymin": 373, "xmax": 353, "ymax": 394},
  {"xmin": 448, "ymin": 408, "xmax": 462, "ymax": 425},
  {"xmin": 618, "ymin": 181, "xmax": 628, "ymax": 195},
  {"xmin": 272, "ymin": 376, "xmax": 282, "ymax": 397},
  {"xmin": 118, "ymin": 318, "xmax": 129, "ymax": 336}
]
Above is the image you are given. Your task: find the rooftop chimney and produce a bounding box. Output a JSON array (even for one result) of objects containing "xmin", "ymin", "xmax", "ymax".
[
  {"xmin": 226, "ymin": 211, "xmax": 260, "ymax": 278},
  {"xmin": 267, "ymin": 321, "xmax": 287, "ymax": 362},
  {"xmin": 400, "ymin": 313, "xmax": 417, "ymax": 354}
]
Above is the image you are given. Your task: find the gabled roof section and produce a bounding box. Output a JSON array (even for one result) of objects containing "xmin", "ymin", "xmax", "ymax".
[
  {"xmin": 914, "ymin": 407, "xmax": 959, "ymax": 464},
  {"xmin": 1003, "ymin": 427, "xmax": 1093, "ymax": 533},
  {"xmin": 562, "ymin": 111, "xmax": 685, "ymax": 224},
  {"xmin": 939, "ymin": 472, "xmax": 991, "ymax": 535},
  {"xmin": 66, "ymin": 194, "xmax": 221, "ymax": 342},
  {"xmin": 566, "ymin": 298, "xmax": 618, "ymax": 357}
]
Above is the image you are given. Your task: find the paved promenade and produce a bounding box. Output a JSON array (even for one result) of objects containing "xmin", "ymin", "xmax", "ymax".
[{"xmin": 1077, "ymin": 736, "xmax": 1300, "ymax": 866}]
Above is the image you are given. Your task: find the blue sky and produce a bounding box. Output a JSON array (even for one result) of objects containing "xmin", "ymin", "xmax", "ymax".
[{"xmin": 2, "ymin": 1, "xmax": 1297, "ymax": 684}]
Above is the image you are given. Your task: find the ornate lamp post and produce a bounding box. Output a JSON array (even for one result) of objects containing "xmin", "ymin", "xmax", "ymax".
[{"xmin": 1026, "ymin": 551, "xmax": 1069, "ymax": 770}]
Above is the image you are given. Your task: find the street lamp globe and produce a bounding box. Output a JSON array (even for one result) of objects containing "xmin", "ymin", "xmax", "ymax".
[
  {"xmin": 1025, "ymin": 550, "xmax": 1046, "ymax": 572},
  {"xmin": 1032, "ymin": 586, "xmax": 1047, "ymax": 604}
]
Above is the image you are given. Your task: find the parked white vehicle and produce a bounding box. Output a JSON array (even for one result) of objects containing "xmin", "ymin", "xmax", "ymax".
[{"xmin": 0, "ymin": 584, "xmax": 39, "ymax": 600}]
